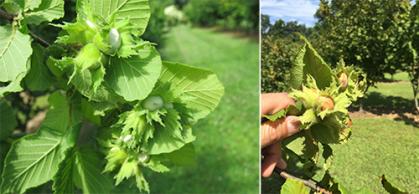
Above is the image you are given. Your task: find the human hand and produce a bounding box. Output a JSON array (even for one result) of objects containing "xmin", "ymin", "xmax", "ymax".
[{"xmin": 261, "ymin": 93, "xmax": 301, "ymax": 177}]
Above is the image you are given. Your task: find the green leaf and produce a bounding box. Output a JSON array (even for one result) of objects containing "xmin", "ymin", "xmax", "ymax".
[
  {"xmin": 89, "ymin": 0, "xmax": 151, "ymax": 35},
  {"xmin": 299, "ymin": 108, "xmax": 317, "ymax": 129},
  {"xmin": 24, "ymin": 0, "xmax": 42, "ymax": 11},
  {"xmin": 24, "ymin": 44, "xmax": 55, "ymax": 91},
  {"xmin": 41, "ymin": 92, "xmax": 70, "ymax": 132},
  {"xmin": 0, "ymin": 93, "xmax": 79, "ymax": 194},
  {"xmin": 0, "ymin": 100, "xmax": 17, "ymax": 140},
  {"xmin": 310, "ymin": 114, "xmax": 347, "ymax": 144},
  {"xmin": 0, "ymin": 70, "xmax": 26, "ymax": 97},
  {"xmin": 0, "ymin": 25, "xmax": 32, "ymax": 85},
  {"xmin": 157, "ymin": 61, "xmax": 224, "ymax": 121},
  {"xmin": 23, "ymin": 0, "xmax": 65, "ymax": 25},
  {"xmin": 73, "ymin": 43, "xmax": 103, "ymax": 71},
  {"xmin": 290, "ymin": 44, "xmax": 306, "ymax": 89},
  {"xmin": 146, "ymin": 126, "xmax": 195, "ymax": 155},
  {"xmin": 155, "ymin": 143, "xmax": 196, "ymax": 167},
  {"xmin": 53, "ymin": 147, "xmax": 114, "ymax": 194},
  {"xmin": 52, "ymin": 148, "xmax": 77, "ymax": 194},
  {"xmin": 114, "ymin": 159, "xmax": 149, "ymax": 192},
  {"xmin": 142, "ymin": 158, "xmax": 169, "ymax": 173},
  {"xmin": 301, "ymin": 133, "xmax": 318, "ymax": 159},
  {"xmin": 1, "ymin": 0, "xmax": 24, "ymax": 14},
  {"xmin": 1, "ymin": 0, "xmax": 41, "ymax": 13},
  {"xmin": 262, "ymin": 109, "xmax": 287, "ymax": 121},
  {"xmin": 290, "ymin": 37, "xmax": 333, "ymax": 89},
  {"xmin": 280, "ymin": 178, "xmax": 310, "ymax": 194},
  {"xmin": 70, "ymin": 67, "xmax": 120, "ymax": 102},
  {"xmin": 73, "ymin": 147, "xmax": 113, "ymax": 194},
  {"xmin": 381, "ymin": 175, "xmax": 408, "ymax": 194},
  {"xmin": 56, "ymin": 19, "xmax": 97, "ymax": 46},
  {"xmin": 106, "ymin": 45, "xmax": 162, "ymax": 101}
]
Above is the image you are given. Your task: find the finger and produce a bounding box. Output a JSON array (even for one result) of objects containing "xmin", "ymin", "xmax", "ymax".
[
  {"xmin": 277, "ymin": 158, "xmax": 287, "ymax": 169},
  {"xmin": 261, "ymin": 143, "xmax": 281, "ymax": 177},
  {"xmin": 261, "ymin": 116, "xmax": 301, "ymax": 148},
  {"xmin": 261, "ymin": 93, "xmax": 295, "ymax": 115}
]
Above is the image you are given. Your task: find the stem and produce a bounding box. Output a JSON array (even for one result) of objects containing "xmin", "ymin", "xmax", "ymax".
[
  {"xmin": 29, "ymin": 31, "xmax": 51, "ymax": 47},
  {"xmin": 274, "ymin": 168, "xmax": 332, "ymax": 194},
  {"xmin": 0, "ymin": 9, "xmax": 14, "ymax": 21}
]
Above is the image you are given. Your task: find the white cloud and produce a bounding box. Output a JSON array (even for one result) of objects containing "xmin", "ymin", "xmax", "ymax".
[{"xmin": 261, "ymin": 0, "xmax": 319, "ymax": 27}]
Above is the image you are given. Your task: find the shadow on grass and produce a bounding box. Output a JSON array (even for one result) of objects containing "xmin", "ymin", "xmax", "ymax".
[{"xmin": 351, "ymin": 92, "xmax": 418, "ymax": 127}]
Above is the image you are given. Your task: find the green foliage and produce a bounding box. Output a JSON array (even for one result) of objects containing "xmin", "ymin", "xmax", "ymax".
[
  {"xmin": 261, "ymin": 35, "xmax": 300, "ymax": 92},
  {"xmin": 142, "ymin": 0, "xmax": 171, "ymax": 45},
  {"xmin": 0, "ymin": 0, "xmax": 224, "ymax": 193},
  {"xmin": 261, "ymin": 17, "xmax": 312, "ymax": 92},
  {"xmin": 314, "ymin": 0, "xmax": 412, "ymax": 85},
  {"xmin": 280, "ymin": 179, "xmax": 310, "ymax": 194},
  {"xmin": 0, "ymin": 93, "xmax": 79, "ymax": 194},
  {"xmin": 105, "ymin": 46, "xmax": 162, "ymax": 101},
  {"xmin": 0, "ymin": 99, "xmax": 17, "ymax": 140},
  {"xmin": 184, "ymin": 0, "xmax": 258, "ymax": 33},
  {"xmin": 0, "ymin": 25, "xmax": 32, "ymax": 96}
]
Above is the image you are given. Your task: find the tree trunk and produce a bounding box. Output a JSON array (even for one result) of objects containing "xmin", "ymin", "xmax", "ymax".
[
  {"xmin": 408, "ymin": 61, "xmax": 419, "ymax": 113},
  {"xmin": 413, "ymin": 84, "xmax": 419, "ymax": 113},
  {"xmin": 358, "ymin": 84, "xmax": 370, "ymax": 112}
]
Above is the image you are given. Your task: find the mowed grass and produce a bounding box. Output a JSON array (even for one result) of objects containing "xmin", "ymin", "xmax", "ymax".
[
  {"xmin": 331, "ymin": 72, "xmax": 418, "ymax": 193},
  {"xmin": 146, "ymin": 25, "xmax": 259, "ymax": 194},
  {"xmin": 371, "ymin": 72, "xmax": 413, "ymax": 100},
  {"xmin": 330, "ymin": 118, "xmax": 419, "ymax": 193},
  {"xmin": 369, "ymin": 82, "xmax": 413, "ymax": 100}
]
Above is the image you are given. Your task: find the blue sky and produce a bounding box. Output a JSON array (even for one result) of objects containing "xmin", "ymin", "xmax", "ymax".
[
  {"xmin": 261, "ymin": 0, "xmax": 320, "ymax": 27},
  {"xmin": 261, "ymin": 0, "xmax": 416, "ymax": 27}
]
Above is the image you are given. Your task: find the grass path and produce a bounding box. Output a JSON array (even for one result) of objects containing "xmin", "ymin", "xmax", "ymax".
[
  {"xmin": 330, "ymin": 118, "xmax": 419, "ymax": 193},
  {"xmin": 146, "ymin": 25, "xmax": 259, "ymax": 194}
]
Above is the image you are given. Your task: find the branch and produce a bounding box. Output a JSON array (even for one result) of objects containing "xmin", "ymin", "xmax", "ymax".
[
  {"xmin": 0, "ymin": 9, "xmax": 14, "ymax": 21},
  {"xmin": 274, "ymin": 168, "xmax": 332, "ymax": 194},
  {"xmin": 29, "ymin": 31, "xmax": 51, "ymax": 47}
]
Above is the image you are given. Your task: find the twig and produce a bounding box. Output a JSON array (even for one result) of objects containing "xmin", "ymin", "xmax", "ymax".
[
  {"xmin": 274, "ymin": 168, "xmax": 332, "ymax": 194},
  {"xmin": 0, "ymin": 9, "xmax": 14, "ymax": 21},
  {"xmin": 29, "ymin": 31, "xmax": 51, "ymax": 47}
]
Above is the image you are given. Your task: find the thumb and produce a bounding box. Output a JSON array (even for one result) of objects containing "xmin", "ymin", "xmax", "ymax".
[{"xmin": 261, "ymin": 116, "xmax": 301, "ymax": 148}]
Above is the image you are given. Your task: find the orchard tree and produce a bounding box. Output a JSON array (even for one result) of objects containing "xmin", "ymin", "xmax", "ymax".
[
  {"xmin": 261, "ymin": 19, "xmax": 312, "ymax": 92},
  {"xmin": 314, "ymin": 0, "xmax": 412, "ymax": 87}
]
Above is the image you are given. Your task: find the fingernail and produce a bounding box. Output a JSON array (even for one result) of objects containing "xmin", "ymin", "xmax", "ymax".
[
  {"xmin": 278, "ymin": 159, "xmax": 287, "ymax": 169},
  {"xmin": 286, "ymin": 116, "xmax": 301, "ymax": 135}
]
